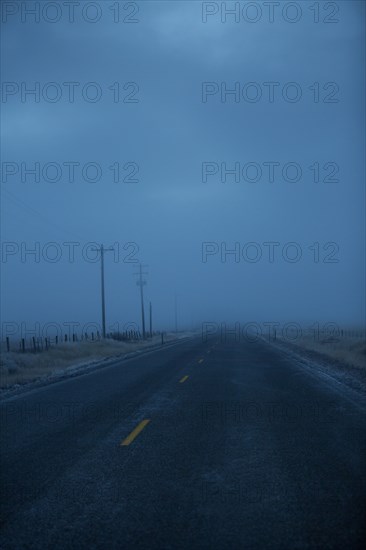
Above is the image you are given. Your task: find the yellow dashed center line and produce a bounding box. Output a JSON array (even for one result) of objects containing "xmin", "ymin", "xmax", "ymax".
[
  {"xmin": 120, "ymin": 419, "xmax": 150, "ymax": 446},
  {"xmin": 179, "ymin": 375, "xmax": 189, "ymax": 383}
]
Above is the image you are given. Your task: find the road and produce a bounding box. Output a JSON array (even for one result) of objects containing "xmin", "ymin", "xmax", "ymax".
[{"xmin": 1, "ymin": 336, "xmax": 365, "ymax": 549}]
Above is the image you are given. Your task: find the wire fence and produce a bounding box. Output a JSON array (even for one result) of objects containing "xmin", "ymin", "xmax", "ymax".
[{"xmin": 2, "ymin": 330, "xmax": 161, "ymax": 354}]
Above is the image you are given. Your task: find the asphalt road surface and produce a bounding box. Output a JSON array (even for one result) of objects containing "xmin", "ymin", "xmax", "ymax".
[{"xmin": 1, "ymin": 336, "xmax": 365, "ymax": 549}]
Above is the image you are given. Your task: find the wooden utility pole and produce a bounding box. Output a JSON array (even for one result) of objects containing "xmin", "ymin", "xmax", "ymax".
[
  {"xmin": 92, "ymin": 244, "xmax": 114, "ymax": 338},
  {"xmin": 174, "ymin": 293, "xmax": 178, "ymax": 333},
  {"xmin": 134, "ymin": 264, "xmax": 148, "ymax": 339},
  {"xmin": 149, "ymin": 301, "xmax": 152, "ymax": 338}
]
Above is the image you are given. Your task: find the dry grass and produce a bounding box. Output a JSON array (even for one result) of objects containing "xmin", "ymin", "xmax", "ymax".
[
  {"xmin": 279, "ymin": 331, "xmax": 366, "ymax": 370},
  {"xmin": 0, "ymin": 333, "xmax": 189, "ymax": 389}
]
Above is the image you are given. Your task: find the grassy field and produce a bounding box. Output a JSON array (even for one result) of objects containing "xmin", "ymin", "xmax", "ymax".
[
  {"xmin": 278, "ymin": 329, "xmax": 366, "ymax": 370},
  {"xmin": 0, "ymin": 333, "xmax": 191, "ymax": 389}
]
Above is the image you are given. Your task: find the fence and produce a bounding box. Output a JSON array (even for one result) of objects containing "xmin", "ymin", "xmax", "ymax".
[{"xmin": 3, "ymin": 330, "xmax": 160, "ymax": 354}]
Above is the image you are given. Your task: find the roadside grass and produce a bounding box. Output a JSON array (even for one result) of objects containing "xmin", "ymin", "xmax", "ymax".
[
  {"xmin": 0, "ymin": 333, "xmax": 190, "ymax": 389},
  {"xmin": 279, "ymin": 330, "xmax": 366, "ymax": 370}
]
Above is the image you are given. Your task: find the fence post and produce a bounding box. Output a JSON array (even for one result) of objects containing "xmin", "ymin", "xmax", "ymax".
[
  {"xmin": 21, "ymin": 338, "xmax": 25, "ymax": 353},
  {"xmin": 6, "ymin": 336, "xmax": 10, "ymax": 352},
  {"xmin": 32, "ymin": 336, "xmax": 36, "ymax": 353}
]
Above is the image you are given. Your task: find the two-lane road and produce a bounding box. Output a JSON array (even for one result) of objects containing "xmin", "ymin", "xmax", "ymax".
[{"xmin": 1, "ymin": 336, "xmax": 365, "ymax": 549}]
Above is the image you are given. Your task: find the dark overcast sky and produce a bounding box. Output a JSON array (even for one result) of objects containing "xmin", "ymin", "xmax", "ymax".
[{"xmin": 1, "ymin": 0, "xmax": 365, "ymax": 335}]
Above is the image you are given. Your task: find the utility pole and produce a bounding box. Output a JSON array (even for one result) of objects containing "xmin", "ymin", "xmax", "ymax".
[
  {"xmin": 134, "ymin": 264, "xmax": 148, "ymax": 339},
  {"xmin": 149, "ymin": 301, "xmax": 152, "ymax": 338},
  {"xmin": 92, "ymin": 244, "xmax": 114, "ymax": 338},
  {"xmin": 174, "ymin": 293, "xmax": 178, "ymax": 333}
]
